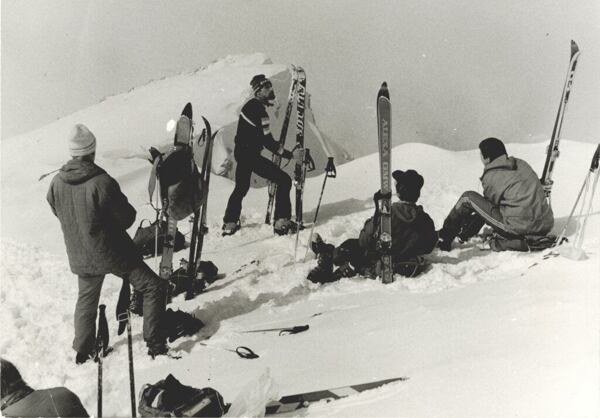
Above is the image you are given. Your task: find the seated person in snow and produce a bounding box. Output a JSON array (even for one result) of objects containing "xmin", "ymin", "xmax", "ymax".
[
  {"xmin": 1, "ymin": 358, "xmax": 89, "ymax": 417},
  {"xmin": 308, "ymin": 169, "xmax": 438, "ymax": 283},
  {"xmin": 437, "ymin": 137, "xmax": 554, "ymax": 252}
]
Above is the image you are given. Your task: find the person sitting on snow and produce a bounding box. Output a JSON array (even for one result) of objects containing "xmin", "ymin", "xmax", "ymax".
[
  {"xmin": 437, "ymin": 137, "xmax": 554, "ymax": 252},
  {"xmin": 308, "ymin": 169, "xmax": 438, "ymax": 283},
  {"xmin": 47, "ymin": 124, "xmax": 202, "ymax": 362},
  {"xmin": 222, "ymin": 74, "xmax": 303, "ymax": 236},
  {"xmin": 1, "ymin": 358, "xmax": 89, "ymax": 417}
]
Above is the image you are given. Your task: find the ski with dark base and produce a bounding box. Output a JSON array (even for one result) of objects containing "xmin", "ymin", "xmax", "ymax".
[
  {"xmin": 540, "ymin": 40, "xmax": 581, "ymax": 201},
  {"xmin": 265, "ymin": 377, "xmax": 409, "ymax": 415},
  {"xmin": 266, "ymin": 66, "xmax": 300, "ymax": 224},
  {"xmin": 293, "ymin": 67, "xmax": 308, "ymax": 228},
  {"xmin": 185, "ymin": 118, "xmax": 218, "ymax": 299},
  {"xmin": 376, "ymin": 82, "xmax": 393, "ymax": 284}
]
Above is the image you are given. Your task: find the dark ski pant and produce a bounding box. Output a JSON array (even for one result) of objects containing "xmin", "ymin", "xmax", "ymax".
[
  {"xmin": 73, "ymin": 262, "xmax": 166, "ymax": 354},
  {"xmin": 224, "ymin": 154, "xmax": 292, "ymax": 223},
  {"xmin": 440, "ymin": 191, "xmax": 518, "ymax": 242}
]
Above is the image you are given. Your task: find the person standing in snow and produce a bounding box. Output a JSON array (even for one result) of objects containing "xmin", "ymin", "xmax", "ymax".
[
  {"xmin": 1, "ymin": 358, "xmax": 89, "ymax": 417},
  {"xmin": 46, "ymin": 124, "xmax": 199, "ymax": 361},
  {"xmin": 222, "ymin": 74, "xmax": 302, "ymax": 236},
  {"xmin": 437, "ymin": 137, "xmax": 554, "ymax": 251},
  {"xmin": 308, "ymin": 169, "xmax": 438, "ymax": 283}
]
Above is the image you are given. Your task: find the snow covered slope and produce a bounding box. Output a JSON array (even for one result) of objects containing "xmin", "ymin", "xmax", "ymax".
[{"xmin": 0, "ymin": 55, "xmax": 598, "ymax": 417}]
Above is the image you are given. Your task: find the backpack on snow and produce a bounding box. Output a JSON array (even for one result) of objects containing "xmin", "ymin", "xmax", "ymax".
[
  {"xmin": 138, "ymin": 374, "xmax": 229, "ymax": 417},
  {"xmin": 149, "ymin": 144, "xmax": 205, "ymax": 221}
]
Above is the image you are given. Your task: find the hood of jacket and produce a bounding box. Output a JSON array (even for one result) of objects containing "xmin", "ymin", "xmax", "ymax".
[{"xmin": 58, "ymin": 159, "xmax": 105, "ymax": 185}]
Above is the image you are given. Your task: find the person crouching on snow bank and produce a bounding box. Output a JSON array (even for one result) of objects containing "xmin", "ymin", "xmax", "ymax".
[
  {"xmin": 1, "ymin": 358, "xmax": 89, "ymax": 417},
  {"xmin": 222, "ymin": 74, "xmax": 303, "ymax": 237},
  {"xmin": 437, "ymin": 137, "xmax": 554, "ymax": 252},
  {"xmin": 47, "ymin": 124, "xmax": 201, "ymax": 362},
  {"xmin": 308, "ymin": 169, "xmax": 438, "ymax": 283}
]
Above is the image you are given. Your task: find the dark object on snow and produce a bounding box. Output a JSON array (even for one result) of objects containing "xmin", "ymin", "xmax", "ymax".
[
  {"xmin": 161, "ymin": 309, "xmax": 204, "ymax": 343},
  {"xmin": 243, "ymin": 325, "xmax": 309, "ymax": 335},
  {"xmin": 138, "ymin": 374, "xmax": 229, "ymax": 417},
  {"xmin": 133, "ymin": 219, "xmax": 186, "ymax": 258}
]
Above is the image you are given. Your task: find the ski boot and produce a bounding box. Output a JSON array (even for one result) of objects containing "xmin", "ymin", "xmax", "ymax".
[
  {"xmin": 147, "ymin": 340, "xmax": 169, "ymax": 359},
  {"xmin": 222, "ymin": 221, "xmax": 241, "ymax": 237},
  {"xmin": 436, "ymin": 229, "xmax": 453, "ymax": 252},
  {"xmin": 307, "ymin": 234, "xmax": 335, "ymax": 283},
  {"xmin": 75, "ymin": 351, "xmax": 95, "ymax": 365},
  {"xmin": 129, "ymin": 289, "xmax": 144, "ymax": 316},
  {"xmin": 273, "ymin": 218, "xmax": 298, "ymax": 236}
]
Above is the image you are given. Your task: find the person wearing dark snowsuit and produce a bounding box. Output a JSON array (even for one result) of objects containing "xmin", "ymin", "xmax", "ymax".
[
  {"xmin": 47, "ymin": 124, "xmax": 198, "ymax": 361},
  {"xmin": 1, "ymin": 358, "xmax": 89, "ymax": 417},
  {"xmin": 437, "ymin": 137, "xmax": 554, "ymax": 251},
  {"xmin": 223, "ymin": 74, "xmax": 302, "ymax": 236},
  {"xmin": 308, "ymin": 169, "xmax": 438, "ymax": 283}
]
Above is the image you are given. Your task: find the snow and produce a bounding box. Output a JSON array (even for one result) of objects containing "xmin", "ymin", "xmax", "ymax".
[{"xmin": 1, "ymin": 54, "xmax": 599, "ymax": 417}]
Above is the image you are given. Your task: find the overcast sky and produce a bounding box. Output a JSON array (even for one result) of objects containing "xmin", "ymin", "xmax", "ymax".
[{"xmin": 2, "ymin": 0, "xmax": 599, "ymax": 154}]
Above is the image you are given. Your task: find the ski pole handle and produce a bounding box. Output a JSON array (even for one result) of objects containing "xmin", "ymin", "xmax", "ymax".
[
  {"xmin": 279, "ymin": 325, "xmax": 309, "ymax": 335},
  {"xmin": 304, "ymin": 149, "xmax": 316, "ymax": 172},
  {"xmin": 591, "ymin": 143, "xmax": 600, "ymax": 171},
  {"xmin": 325, "ymin": 157, "xmax": 336, "ymax": 178}
]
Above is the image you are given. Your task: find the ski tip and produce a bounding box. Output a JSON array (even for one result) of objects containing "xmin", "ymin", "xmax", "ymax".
[
  {"xmin": 570, "ymin": 40, "xmax": 579, "ymax": 56},
  {"xmin": 182, "ymin": 102, "xmax": 193, "ymax": 119},
  {"xmin": 378, "ymin": 82, "xmax": 390, "ymax": 99}
]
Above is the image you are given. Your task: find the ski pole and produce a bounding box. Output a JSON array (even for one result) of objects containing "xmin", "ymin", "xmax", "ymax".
[
  {"xmin": 38, "ymin": 168, "xmax": 60, "ymax": 181},
  {"xmin": 118, "ymin": 311, "xmax": 137, "ymax": 417},
  {"xmin": 243, "ymin": 324, "xmax": 309, "ymax": 335},
  {"xmin": 304, "ymin": 157, "xmax": 336, "ymax": 261},
  {"xmin": 549, "ymin": 143, "xmax": 600, "ymax": 254},
  {"xmin": 96, "ymin": 304, "xmax": 109, "ymax": 418}
]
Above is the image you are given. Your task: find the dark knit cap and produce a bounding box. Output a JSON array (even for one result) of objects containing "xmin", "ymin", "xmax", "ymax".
[
  {"xmin": 250, "ymin": 74, "xmax": 271, "ymax": 94},
  {"xmin": 478, "ymin": 137, "xmax": 507, "ymax": 162},
  {"xmin": 392, "ymin": 169, "xmax": 424, "ymax": 203}
]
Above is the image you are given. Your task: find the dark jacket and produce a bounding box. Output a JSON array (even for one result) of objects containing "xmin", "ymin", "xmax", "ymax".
[
  {"xmin": 234, "ymin": 98, "xmax": 291, "ymax": 160},
  {"xmin": 2, "ymin": 387, "xmax": 89, "ymax": 417},
  {"xmin": 481, "ymin": 155, "xmax": 554, "ymax": 235},
  {"xmin": 47, "ymin": 159, "xmax": 141, "ymax": 276},
  {"xmin": 359, "ymin": 201, "xmax": 437, "ymax": 261}
]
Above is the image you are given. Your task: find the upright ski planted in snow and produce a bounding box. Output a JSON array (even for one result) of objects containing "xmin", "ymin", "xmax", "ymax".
[
  {"xmin": 185, "ymin": 118, "xmax": 218, "ymax": 299},
  {"xmin": 294, "ymin": 68, "xmax": 308, "ymax": 227},
  {"xmin": 376, "ymin": 82, "xmax": 393, "ymax": 284},
  {"xmin": 159, "ymin": 103, "xmax": 193, "ymax": 293},
  {"xmin": 265, "ymin": 377, "xmax": 408, "ymax": 415},
  {"xmin": 266, "ymin": 66, "xmax": 300, "ymax": 224},
  {"xmin": 541, "ymin": 40, "xmax": 581, "ymax": 201}
]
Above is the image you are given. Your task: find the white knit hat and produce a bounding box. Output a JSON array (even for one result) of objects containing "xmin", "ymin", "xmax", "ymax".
[{"xmin": 68, "ymin": 124, "xmax": 96, "ymax": 156}]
